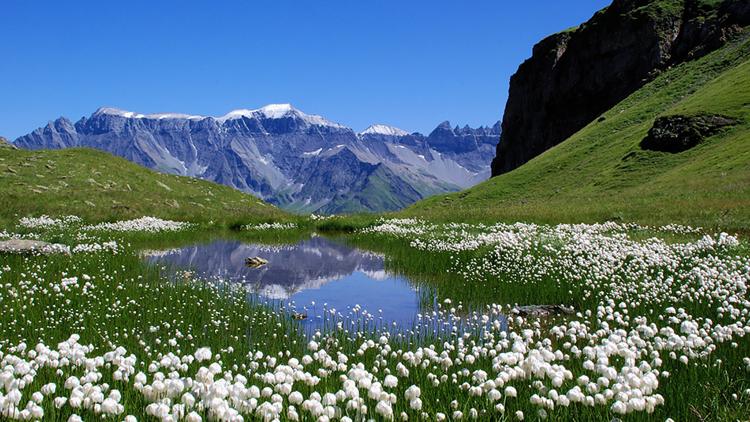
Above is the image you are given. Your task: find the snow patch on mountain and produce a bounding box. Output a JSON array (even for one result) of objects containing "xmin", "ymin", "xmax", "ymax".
[
  {"xmin": 217, "ymin": 104, "xmax": 344, "ymax": 128},
  {"xmin": 94, "ymin": 107, "xmax": 205, "ymax": 120},
  {"xmin": 302, "ymin": 148, "xmax": 323, "ymax": 157},
  {"xmin": 95, "ymin": 104, "xmax": 345, "ymax": 128},
  {"xmin": 360, "ymin": 124, "xmax": 409, "ymax": 137}
]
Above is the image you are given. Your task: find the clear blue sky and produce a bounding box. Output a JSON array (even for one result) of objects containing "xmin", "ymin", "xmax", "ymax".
[{"xmin": 1, "ymin": 0, "xmax": 610, "ymax": 139}]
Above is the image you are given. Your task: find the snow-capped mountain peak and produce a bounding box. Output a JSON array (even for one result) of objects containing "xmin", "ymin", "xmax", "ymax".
[
  {"xmin": 360, "ymin": 124, "xmax": 409, "ymax": 137},
  {"xmin": 216, "ymin": 109, "xmax": 255, "ymax": 121},
  {"xmin": 93, "ymin": 107, "xmax": 205, "ymax": 120},
  {"xmin": 93, "ymin": 104, "xmax": 345, "ymax": 127},
  {"xmin": 94, "ymin": 107, "xmax": 134, "ymax": 117},
  {"xmin": 219, "ymin": 104, "xmax": 344, "ymax": 128},
  {"xmin": 218, "ymin": 104, "xmax": 296, "ymax": 121},
  {"xmin": 257, "ymin": 103, "xmax": 295, "ymax": 118}
]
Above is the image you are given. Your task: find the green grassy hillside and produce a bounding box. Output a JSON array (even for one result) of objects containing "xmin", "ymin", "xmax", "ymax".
[
  {"xmin": 0, "ymin": 147, "xmax": 286, "ymax": 227},
  {"xmin": 0, "ymin": 136, "xmax": 15, "ymax": 149},
  {"xmin": 405, "ymin": 31, "xmax": 750, "ymax": 230}
]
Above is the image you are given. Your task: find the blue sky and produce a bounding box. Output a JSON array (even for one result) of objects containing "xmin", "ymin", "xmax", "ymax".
[{"xmin": 0, "ymin": 0, "xmax": 609, "ymax": 139}]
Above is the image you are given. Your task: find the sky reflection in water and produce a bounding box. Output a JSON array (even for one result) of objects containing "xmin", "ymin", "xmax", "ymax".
[{"xmin": 144, "ymin": 236, "xmax": 421, "ymax": 329}]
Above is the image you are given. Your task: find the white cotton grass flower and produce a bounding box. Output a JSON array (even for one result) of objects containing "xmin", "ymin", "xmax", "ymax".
[
  {"xmin": 19, "ymin": 215, "xmax": 82, "ymax": 230},
  {"xmin": 1, "ymin": 216, "xmax": 748, "ymax": 420},
  {"xmin": 72, "ymin": 240, "xmax": 120, "ymax": 254},
  {"xmin": 384, "ymin": 374, "xmax": 398, "ymax": 388},
  {"xmin": 194, "ymin": 347, "xmax": 212, "ymax": 362},
  {"xmin": 84, "ymin": 216, "xmax": 192, "ymax": 232},
  {"xmin": 244, "ymin": 222, "xmax": 298, "ymax": 231}
]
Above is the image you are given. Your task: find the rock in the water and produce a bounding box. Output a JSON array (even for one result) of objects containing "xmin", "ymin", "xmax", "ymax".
[
  {"xmin": 0, "ymin": 239, "xmax": 70, "ymax": 255},
  {"xmin": 512, "ymin": 304, "xmax": 574, "ymax": 318},
  {"xmin": 291, "ymin": 312, "xmax": 308, "ymax": 320},
  {"xmin": 245, "ymin": 256, "xmax": 269, "ymax": 268},
  {"xmin": 640, "ymin": 114, "xmax": 738, "ymax": 153}
]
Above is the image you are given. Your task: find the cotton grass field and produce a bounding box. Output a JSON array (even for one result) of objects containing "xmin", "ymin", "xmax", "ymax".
[{"xmin": 1, "ymin": 216, "xmax": 749, "ymax": 421}]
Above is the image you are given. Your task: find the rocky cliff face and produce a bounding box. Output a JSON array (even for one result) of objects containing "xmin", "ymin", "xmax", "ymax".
[
  {"xmin": 15, "ymin": 105, "xmax": 499, "ymax": 213},
  {"xmin": 491, "ymin": 0, "xmax": 750, "ymax": 176}
]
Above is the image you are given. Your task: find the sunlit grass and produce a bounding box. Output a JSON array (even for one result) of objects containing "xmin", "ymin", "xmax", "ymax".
[{"xmin": 1, "ymin": 217, "xmax": 749, "ymax": 420}]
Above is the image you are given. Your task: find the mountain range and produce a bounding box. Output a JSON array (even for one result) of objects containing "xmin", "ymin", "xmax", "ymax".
[{"xmin": 15, "ymin": 104, "xmax": 499, "ymax": 213}]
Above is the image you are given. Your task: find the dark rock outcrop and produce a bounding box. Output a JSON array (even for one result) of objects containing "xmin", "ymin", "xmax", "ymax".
[
  {"xmin": 491, "ymin": 0, "xmax": 750, "ymax": 176},
  {"xmin": 512, "ymin": 304, "xmax": 575, "ymax": 318},
  {"xmin": 640, "ymin": 114, "xmax": 738, "ymax": 152}
]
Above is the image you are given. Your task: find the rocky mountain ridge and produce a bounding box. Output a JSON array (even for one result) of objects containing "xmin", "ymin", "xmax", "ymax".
[{"xmin": 15, "ymin": 105, "xmax": 499, "ymax": 213}]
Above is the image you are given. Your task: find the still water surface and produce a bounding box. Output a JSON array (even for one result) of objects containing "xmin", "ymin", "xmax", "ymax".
[{"xmin": 143, "ymin": 236, "xmax": 422, "ymax": 329}]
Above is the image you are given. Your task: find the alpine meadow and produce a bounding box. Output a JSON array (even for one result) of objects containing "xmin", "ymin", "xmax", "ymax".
[{"xmin": 1, "ymin": 1, "xmax": 749, "ymax": 421}]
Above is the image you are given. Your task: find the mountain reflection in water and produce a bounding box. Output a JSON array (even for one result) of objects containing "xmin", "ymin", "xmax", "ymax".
[{"xmin": 144, "ymin": 236, "xmax": 421, "ymax": 327}]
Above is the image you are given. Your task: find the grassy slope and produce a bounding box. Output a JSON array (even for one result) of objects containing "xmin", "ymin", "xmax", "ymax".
[
  {"xmin": 404, "ymin": 31, "xmax": 750, "ymax": 230},
  {"xmin": 0, "ymin": 147, "xmax": 287, "ymax": 227}
]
